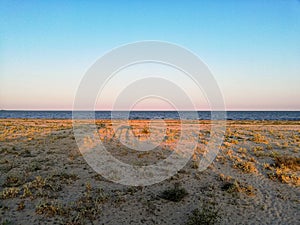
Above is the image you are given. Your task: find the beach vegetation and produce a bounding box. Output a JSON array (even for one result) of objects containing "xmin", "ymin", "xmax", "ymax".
[
  {"xmin": 141, "ymin": 126, "xmax": 150, "ymax": 134},
  {"xmin": 17, "ymin": 200, "xmax": 25, "ymax": 211},
  {"xmin": 274, "ymin": 156, "xmax": 300, "ymax": 171},
  {"xmin": 252, "ymin": 133, "xmax": 268, "ymax": 144},
  {"xmin": 185, "ymin": 204, "xmax": 220, "ymax": 225},
  {"xmin": 0, "ymin": 187, "xmax": 20, "ymax": 199},
  {"xmin": 3, "ymin": 174, "xmax": 24, "ymax": 187},
  {"xmin": 266, "ymin": 144, "xmax": 273, "ymax": 150},
  {"xmin": 160, "ymin": 183, "xmax": 188, "ymax": 202},
  {"xmin": 221, "ymin": 179, "xmax": 256, "ymax": 196},
  {"xmin": 268, "ymin": 169, "xmax": 300, "ymax": 186},
  {"xmin": 35, "ymin": 200, "xmax": 66, "ymax": 217},
  {"xmin": 1, "ymin": 219, "xmax": 13, "ymax": 225},
  {"xmin": 233, "ymin": 160, "xmax": 258, "ymax": 173}
]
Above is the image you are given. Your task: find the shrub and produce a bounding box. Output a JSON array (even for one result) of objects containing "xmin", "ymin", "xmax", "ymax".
[
  {"xmin": 0, "ymin": 187, "xmax": 20, "ymax": 199},
  {"xmin": 160, "ymin": 183, "xmax": 188, "ymax": 202},
  {"xmin": 141, "ymin": 126, "xmax": 150, "ymax": 134},
  {"xmin": 274, "ymin": 156, "xmax": 300, "ymax": 171},
  {"xmin": 233, "ymin": 161, "xmax": 258, "ymax": 173},
  {"xmin": 186, "ymin": 205, "xmax": 220, "ymax": 225},
  {"xmin": 221, "ymin": 179, "xmax": 256, "ymax": 196},
  {"xmin": 252, "ymin": 133, "xmax": 268, "ymax": 144},
  {"xmin": 35, "ymin": 200, "xmax": 67, "ymax": 217}
]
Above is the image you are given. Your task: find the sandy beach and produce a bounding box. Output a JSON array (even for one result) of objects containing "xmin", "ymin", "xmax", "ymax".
[{"xmin": 0, "ymin": 119, "xmax": 299, "ymax": 224}]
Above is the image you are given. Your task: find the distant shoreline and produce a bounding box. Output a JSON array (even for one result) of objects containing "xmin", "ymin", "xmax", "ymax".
[{"xmin": 1, "ymin": 111, "xmax": 299, "ymax": 121}]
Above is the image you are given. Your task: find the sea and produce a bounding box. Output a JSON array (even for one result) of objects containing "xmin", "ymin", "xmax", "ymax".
[{"xmin": 0, "ymin": 111, "xmax": 299, "ymax": 121}]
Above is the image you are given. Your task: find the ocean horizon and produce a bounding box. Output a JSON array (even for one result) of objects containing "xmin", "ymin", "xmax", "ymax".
[{"xmin": 0, "ymin": 110, "xmax": 299, "ymax": 121}]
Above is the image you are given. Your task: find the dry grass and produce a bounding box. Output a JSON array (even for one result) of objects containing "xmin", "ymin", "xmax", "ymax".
[
  {"xmin": 0, "ymin": 187, "xmax": 20, "ymax": 199},
  {"xmin": 35, "ymin": 200, "xmax": 67, "ymax": 217},
  {"xmin": 141, "ymin": 126, "xmax": 150, "ymax": 134},
  {"xmin": 274, "ymin": 156, "xmax": 300, "ymax": 171},
  {"xmin": 185, "ymin": 204, "xmax": 220, "ymax": 225},
  {"xmin": 252, "ymin": 133, "xmax": 269, "ymax": 144},
  {"xmin": 17, "ymin": 200, "xmax": 25, "ymax": 211},
  {"xmin": 1, "ymin": 119, "xmax": 300, "ymax": 224},
  {"xmin": 266, "ymin": 156, "xmax": 300, "ymax": 186},
  {"xmin": 3, "ymin": 175, "xmax": 24, "ymax": 187},
  {"xmin": 221, "ymin": 179, "xmax": 256, "ymax": 196},
  {"xmin": 160, "ymin": 183, "xmax": 188, "ymax": 202},
  {"xmin": 233, "ymin": 160, "xmax": 258, "ymax": 174},
  {"xmin": 268, "ymin": 169, "xmax": 300, "ymax": 186}
]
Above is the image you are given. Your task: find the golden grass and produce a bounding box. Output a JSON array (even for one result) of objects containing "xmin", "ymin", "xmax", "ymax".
[
  {"xmin": 268, "ymin": 169, "xmax": 300, "ymax": 186},
  {"xmin": 221, "ymin": 178, "xmax": 256, "ymax": 196},
  {"xmin": 252, "ymin": 133, "xmax": 269, "ymax": 144},
  {"xmin": 233, "ymin": 160, "xmax": 258, "ymax": 174},
  {"xmin": 274, "ymin": 156, "xmax": 300, "ymax": 171},
  {"xmin": 266, "ymin": 156, "xmax": 300, "ymax": 186}
]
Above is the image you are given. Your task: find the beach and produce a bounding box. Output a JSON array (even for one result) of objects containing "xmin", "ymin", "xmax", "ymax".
[{"xmin": 0, "ymin": 119, "xmax": 299, "ymax": 224}]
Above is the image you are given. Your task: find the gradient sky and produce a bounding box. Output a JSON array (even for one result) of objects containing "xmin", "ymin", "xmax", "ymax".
[{"xmin": 1, "ymin": 0, "xmax": 300, "ymax": 110}]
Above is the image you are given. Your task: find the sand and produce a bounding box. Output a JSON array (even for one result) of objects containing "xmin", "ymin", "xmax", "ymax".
[{"xmin": 0, "ymin": 119, "xmax": 299, "ymax": 225}]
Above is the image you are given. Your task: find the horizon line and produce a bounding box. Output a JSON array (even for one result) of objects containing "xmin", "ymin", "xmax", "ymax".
[{"xmin": 1, "ymin": 109, "xmax": 300, "ymax": 112}]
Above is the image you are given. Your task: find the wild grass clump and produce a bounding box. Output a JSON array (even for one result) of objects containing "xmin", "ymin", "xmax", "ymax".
[
  {"xmin": 69, "ymin": 183, "xmax": 107, "ymax": 221},
  {"xmin": 237, "ymin": 148, "xmax": 247, "ymax": 154},
  {"xmin": 34, "ymin": 183, "xmax": 108, "ymax": 223},
  {"xmin": 160, "ymin": 183, "xmax": 188, "ymax": 202},
  {"xmin": 26, "ymin": 161, "xmax": 42, "ymax": 172},
  {"xmin": 191, "ymin": 154, "xmax": 200, "ymax": 169},
  {"xmin": 3, "ymin": 174, "xmax": 24, "ymax": 187},
  {"xmin": 221, "ymin": 179, "xmax": 256, "ymax": 196},
  {"xmin": 35, "ymin": 200, "xmax": 67, "ymax": 217},
  {"xmin": 266, "ymin": 144, "xmax": 273, "ymax": 150},
  {"xmin": 185, "ymin": 204, "xmax": 220, "ymax": 225},
  {"xmin": 233, "ymin": 161, "xmax": 258, "ymax": 174},
  {"xmin": 0, "ymin": 219, "xmax": 13, "ymax": 225},
  {"xmin": 274, "ymin": 156, "xmax": 300, "ymax": 171},
  {"xmin": 0, "ymin": 187, "xmax": 20, "ymax": 199},
  {"xmin": 267, "ymin": 156, "xmax": 300, "ymax": 186},
  {"xmin": 219, "ymin": 173, "xmax": 232, "ymax": 182},
  {"xmin": 252, "ymin": 133, "xmax": 268, "ymax": 144},
  {"xmin": 231, "ymin": 139, "xmax": 239, "ymax": 145},
  {"xmin": 6, "ymin": 175, "xmax": 65, "ymax": 200},
  {"xmin": 48, "ymin": 172, "xmax": 79, "ymax": 185},
  {"xmin": 17, "ymin": 200, "xmax": 25, "ymax": 211},
  {"xmin": 141, "ymin": 126, "xmax": 150, "ymax": 134},
  {"xmin": 268, "ymin": 169, "xmax": 300, "ymax": 186}
]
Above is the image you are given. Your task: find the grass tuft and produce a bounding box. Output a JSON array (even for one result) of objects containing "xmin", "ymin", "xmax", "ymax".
[
  {"xmin": 185, "ymin": 204, "xmax": 220, "ymax": 225},
  {"xmin": 160, "ymin": 183, "xmax": 188, "ymax": 202},
  {"xmin": 221, "ymin": 179, "xmax": 256, "ymax": 196},
  {"xmin": 274, "ymin": 156, "xmax": 300, "ymax": 171}
]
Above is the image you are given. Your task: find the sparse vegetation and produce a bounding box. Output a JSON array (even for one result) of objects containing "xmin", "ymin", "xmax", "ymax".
[
  {"xmin": 186, "ymin": 204, "xmax": 220, "ymax": 225},
  {"xmin": 17, "ymin": 200, "xmax": 25, "ymax": 211},
  {"xmin": 141, "ymin": 126, "xmax": 150, "ymax": 134},
  {"xmin": 222, "ymin": 179, "xmax": 256, "ymax": 196},
  {"xmin": 252, "ymin": 133, "xmax": 268, "ymax": 144},
  {"xmin": 35, "ymin": 200, "xmax": 67, "ymax": 217},
  {"xmin": 1, "ymin": 219, "xmax": 13, "ymax": 225},
  {"xmin": 160, "ymin": 183, "xmax": 188, "ymax": 202},
  {"xmin": 1, "ymin": 119, "xmax": 300, "ymax": 224},
  {"xmin": 0, "ymin": 187, "xmax": 20, "ymax": 199},
  {"xmin": 3, "ymin": 174, "xmax": 24, "ymax": 187},
  {"xmin": 267, "ymin": 156, "xmax": 300, "ymax": 186},
  {"xmin": 268, "ymin": 169, "xmax": 300, "ymax": 186},
  {"xmin": 233, "ymin": 161, "xmax": 258, "ymax": 173},
  {"xmin": 274, "ymin": 156, "xmax": 300, "ymax": 171}
]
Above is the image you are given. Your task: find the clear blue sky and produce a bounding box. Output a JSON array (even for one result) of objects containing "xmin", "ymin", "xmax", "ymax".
[{"xmin": 1, "ymin": 0, "xmax": 300, "ymax": 110}]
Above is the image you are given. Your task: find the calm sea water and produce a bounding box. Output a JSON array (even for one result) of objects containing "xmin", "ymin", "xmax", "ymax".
[{"xmin": 0, "ymin": 111, "xmax": 299, "ymax": 121}]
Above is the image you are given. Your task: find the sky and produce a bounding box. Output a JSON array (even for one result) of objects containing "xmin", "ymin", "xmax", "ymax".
[{"xmin": 0, "ymin": 0, "xmax": 300, "ymax": 110}]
